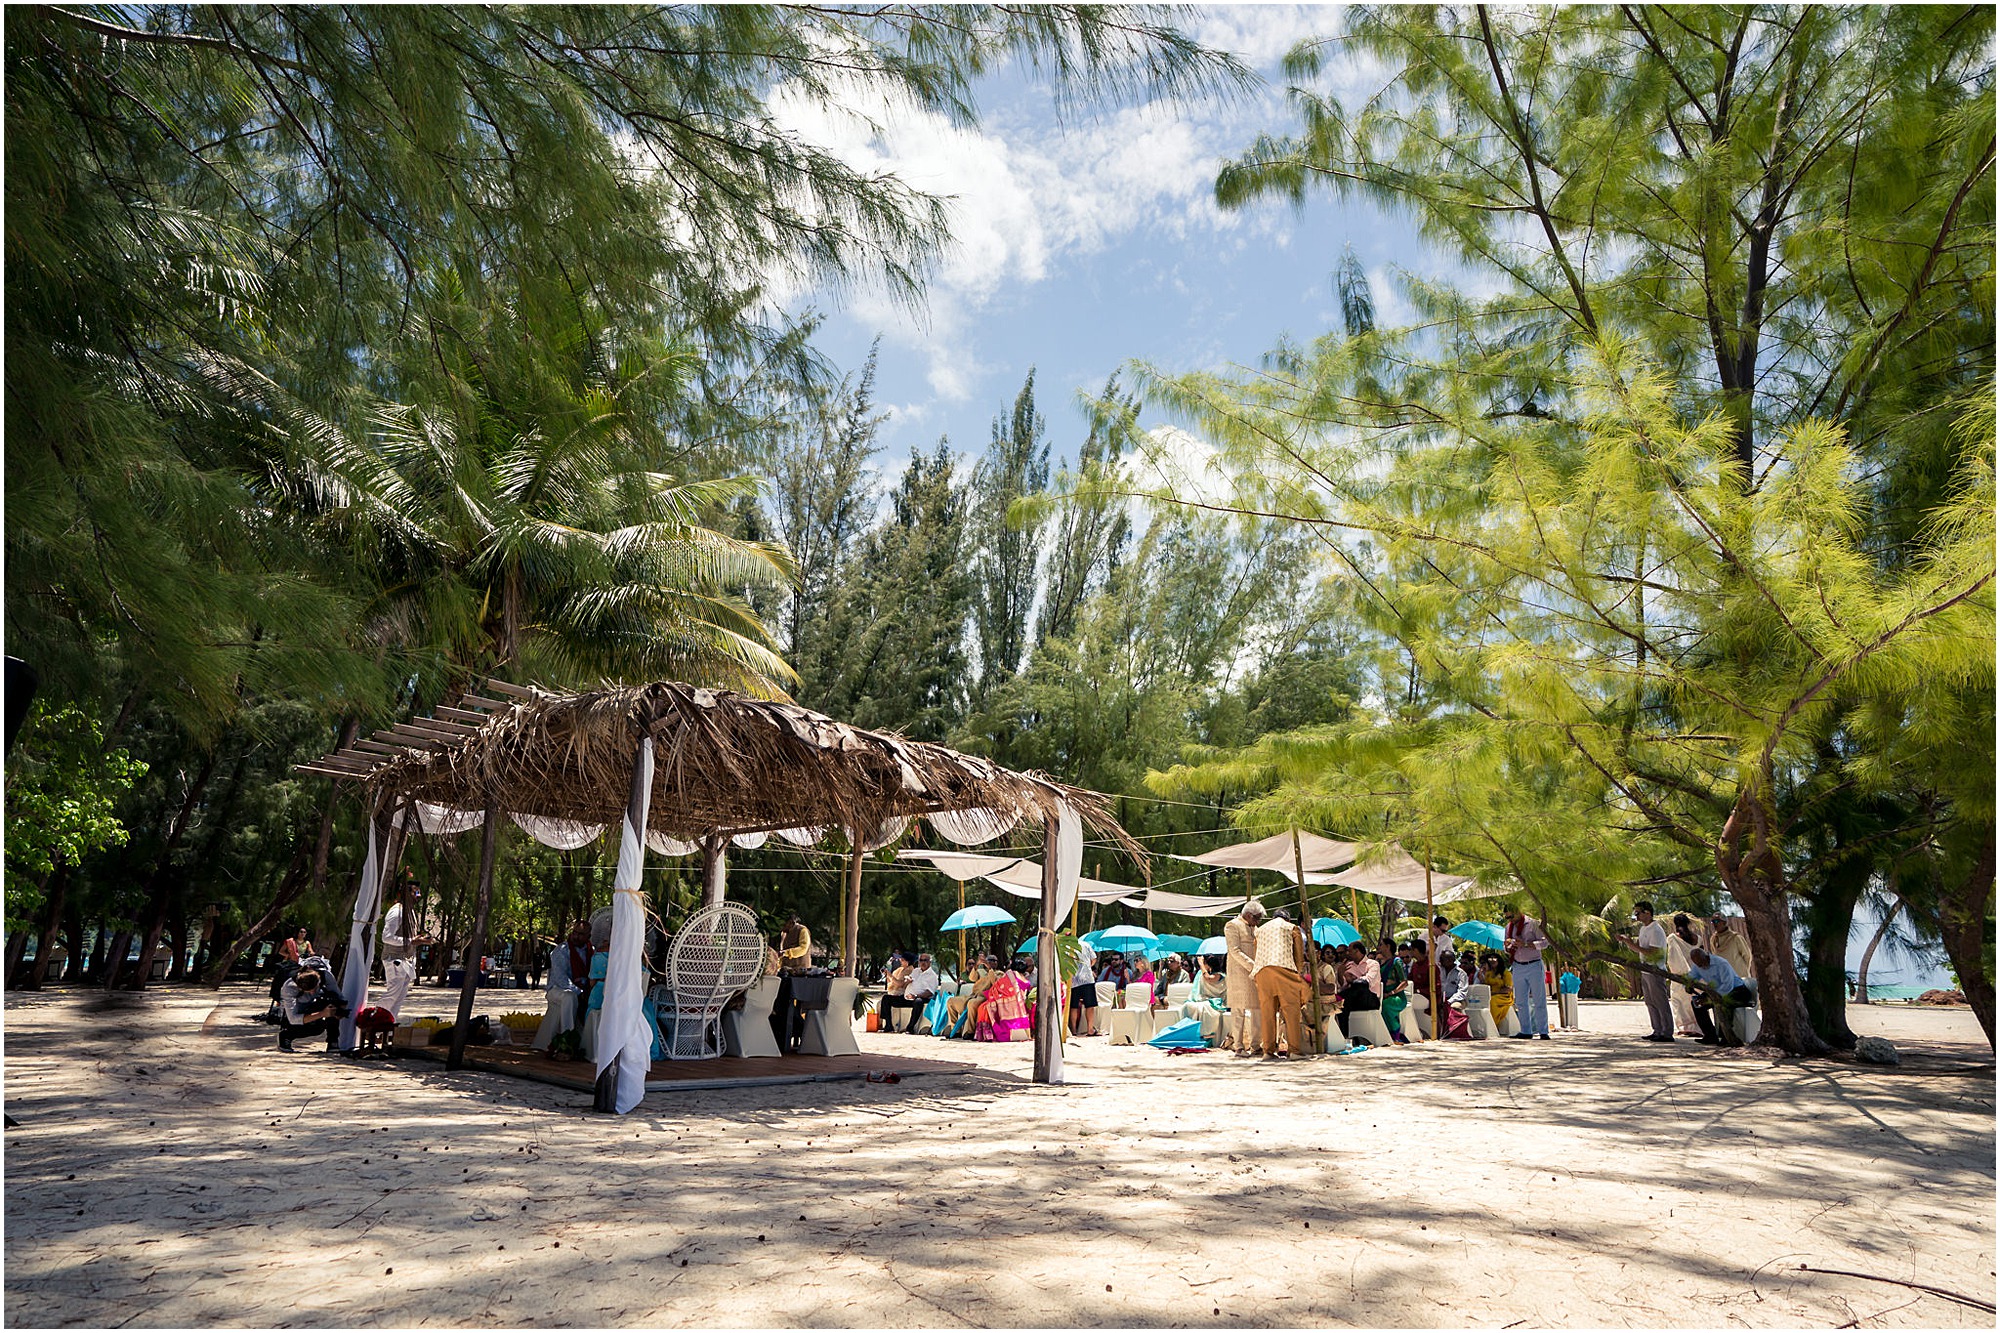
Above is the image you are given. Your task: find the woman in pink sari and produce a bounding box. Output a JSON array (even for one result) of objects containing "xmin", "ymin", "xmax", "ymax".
[{"xmin": 973, "ymin": 955, "xmax": 1032, "ymax": 1042}]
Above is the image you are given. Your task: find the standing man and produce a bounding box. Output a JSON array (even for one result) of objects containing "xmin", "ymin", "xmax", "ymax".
[
  {"xmin": 1426, "ymin": 915, "xmax": 1453, "ymax": 970},
  {"xmin": 377, "ymin": 876, "xmax": 432, "ymax": 1020},
  {"xmin": 1617, "ymin": 901, "xmax": 1674, "ymax": 1042},
  {"xmin": 1252, "ymin": 908, "xmax": 1311, "ymax": 1060},
  {"xmin": 1067, "ymin": 936, "xmax": 1100, "ymax": 1037},
  {"xmin": 1223, "ymin": 899, "xmax": 1264, "ymax": 1056},
  {"xmin": 1504, "ymin": 907, "xmax": 1553, "ymax": 1040},
  {"xmin": 779, "ymin": 914, "xmax": 813, "ymax": 973}
]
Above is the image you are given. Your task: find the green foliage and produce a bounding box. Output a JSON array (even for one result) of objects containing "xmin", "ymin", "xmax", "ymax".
[{"xmin": 4, "ymin": 705, "xmax": 147, "ymax": 928}]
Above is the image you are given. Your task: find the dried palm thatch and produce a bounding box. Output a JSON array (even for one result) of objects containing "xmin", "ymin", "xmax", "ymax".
[{"xmin": 359, "ymin": 680, "xmax": 1144, "ymax": 863}]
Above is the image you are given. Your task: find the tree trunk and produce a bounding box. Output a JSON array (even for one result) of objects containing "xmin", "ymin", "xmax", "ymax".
[
  {"xmin": 1718, "ymin": 788, "xmax": 1830, "ymax": 1055},
  {"xmin": 58, "ymin": 902, "xmax": 83, "ymax": 982},
  {"xmin": 1851, "ymin": 894, "xmax": 1904, "ymax": 1005},
  {"xmin": 165, "ymin": 902, "xmax": 189, "ymax": 982},
  {"xmin": 100, "ymin": 930, "xmax": 133, "ymax": 991},
  {"xmin": 189, "ymin": 905, "xmax": 221, "ymax": 979},
  {"xmin": 126, "ymin": 751, "xmax": 220, "ymax": 989},
  {"xmin": 1937, "ymin": 835, "xmax": 1995, "ymax": 1047},
  {"xmin": 1798, "ymin": 861, "xmax": 1867, "ymax": 1048},
  {"xmin": 4, "ymin": 931, "xmax": 29, "ymax": 990},
  {"xmin": 199, "ymin": 835, "xmax": 312, "ymax": 986},
  {"xmin": 23, "ymin": 865, "xmax": 71, "ymax": 989},
  {"xmin": 447, "ymin": 804, "xmax": 502, "ymax": 1071},
  {"xmin": 83, "ymin": 922, "xmax": 109, "ymax": 982}
]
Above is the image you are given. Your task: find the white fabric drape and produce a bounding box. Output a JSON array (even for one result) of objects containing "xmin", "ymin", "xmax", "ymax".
[
  {"xmin": 337, "ymin": 821, "xmax": 381, "ymax": 1050},
  {"xmin": 395, "ymin": 802, "xmax": 486, "ymax": 836},
  {"xmin": 730, "ymin": 830, "xmax": 769, "ymax": 851},
  {"xmin": 772, "ymin": 826, "xmax": 825, "ymax": 847},
  {"xmin": 1120, "ymin": 888, "xmax": 1258, "ymax": 917},
  {"xmin": 596, "ymin": 737, "xmax": 656, "ymax": 1115},
  {"xmin": 857, "ymin": 815, "xmax": 910, "ymax": 852},
  {"xmin": 1318, "ymin": 845, "xmax": 1479, "ymax": 901},
  {"xmin": 1053, "ymin": 802, "xmax": 1083, "ymax": 925},
  {"xmin": 646, "ymin": 831, "xmax": 699, "ymax": 857},
  {"xmin": 511, "ymin": 813, "xmax": 607, "ymax": 849},
  {"xmin": 928, "ymin": 806, "xmax": 1018, "ymax": 846},
  {"xmin": 899, "ymin": 849, "xmax": 1024, "ymax": 881}
]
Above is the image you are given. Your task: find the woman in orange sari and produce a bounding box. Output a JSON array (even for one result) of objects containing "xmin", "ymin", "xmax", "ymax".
[{"xmin": 972, "ymin": 955, "xmax": 1031, "ymax": 1042}]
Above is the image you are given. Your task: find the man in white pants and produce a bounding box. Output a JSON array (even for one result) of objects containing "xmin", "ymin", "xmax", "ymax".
[
  {"xmin": 377, "ymin": 878, "xmax": 430, "ymax": 1019},
  {"xmin": 1223, "ymin": 899, "xmax": 1264, "ymax": 1055},
  {"xmin": 1504, "ymin": 907, "xmax": 1552, "ymax": 1039}
]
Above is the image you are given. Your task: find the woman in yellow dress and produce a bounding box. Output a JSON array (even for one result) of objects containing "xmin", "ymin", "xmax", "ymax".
[{"xmin": 1482, "ymin": 953, "xmax": 1515, "ymax": 1025}]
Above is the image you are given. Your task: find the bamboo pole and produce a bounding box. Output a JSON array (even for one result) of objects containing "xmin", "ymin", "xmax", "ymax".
[
  {"xmin": 1349, "ymin": 884, "xmax": 1363, "ymax": 933},
  {"xmin": 1292, "ymin": 828, "xmax": 1321, "ymax": 1053},
  {"xmin": 956, "ymin": 880, "xmax": 967, "ymax": 977},
  {"xmin": 841, "ymin": 834, "xmax": 863, "ymax": 978},
  {"xmin": 447, "ymin": 797, "xmax": 501, "ymax": 1071},
  {"xmin": 1424, "ymin": 853, "xmax": 1440, "ymax": 1042}
]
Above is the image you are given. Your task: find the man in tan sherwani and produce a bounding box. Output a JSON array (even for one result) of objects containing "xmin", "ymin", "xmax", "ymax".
[{"xmin": 1223, "ymin": 899, "xmax": 1264, "ymax": 1055}]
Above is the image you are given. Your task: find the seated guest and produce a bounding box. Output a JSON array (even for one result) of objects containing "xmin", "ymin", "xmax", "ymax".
[
  {"xmin": 1685, "ymin": 948, "xmax": 1756, "ymax": 1045},
  {"xmin": 899, "ymin": 952, "xmax": 942, "ymax": 1033},
  {"xmin": 1404, "ymin": 940, "xmax": 1433, "ymax": 1037},
  {"xmin": 973, "ymin": 955, "xmax": 1032, "ymax": 1042},
  {"xmin": 1435, "ymin": 949, "xmax": 1473, "ymax": 1040},
  {"xmin": 1096, "ymin": 953, "xmax": 1129, "ymax": 988},
  {"xmin": 276, "ymin": 966, "xmax": 343, "ymax": 1053},
  {"xmin": 1127, "ymin": 956, "xmax": 1157, "ymax": 1005},
  {"xmin": 1481, "ymin": 953, "xmax": 1515, "ymax": 1026},
  {"xmin": 1187, "ymin": 956, "xmax": 1228, "ymax": 1012},
  {"xmin": 1336, "ymin": 943, "xmax": 1382, "ymax": 1040},
  {"xmin": 1156, "ymin": 954, "xmax": 1186, "ymax": 993},
  {"xmin": 1378, "ymin": 941, "xmax": 1410, "ymax": 1044},
  {"xmin": 1315, "ymin": 944, "xmax": 1346, "ymax": 1006},
  {"xmin": 878, "ymin": 951, "xmax": 920, "ymax": 1034},
  {"xmin": 943, "ymin": 956, "xmax": 994, "ymax": 1037}
]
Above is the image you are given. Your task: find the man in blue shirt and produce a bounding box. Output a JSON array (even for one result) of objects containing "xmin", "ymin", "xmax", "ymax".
[{"xmin": 1686, "ymin": 948, "xmax": 1756, "ymax": 1045}]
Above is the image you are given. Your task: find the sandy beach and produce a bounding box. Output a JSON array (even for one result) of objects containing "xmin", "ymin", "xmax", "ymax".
[{"xmin": 4, "ymin": 984, "xmax": 1992, "ymax": 1329}]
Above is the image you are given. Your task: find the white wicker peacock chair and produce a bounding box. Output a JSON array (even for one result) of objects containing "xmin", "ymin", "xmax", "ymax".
[{"xmin": 662, "ymin": 903, "xmax": 767, "ymax": 1060}]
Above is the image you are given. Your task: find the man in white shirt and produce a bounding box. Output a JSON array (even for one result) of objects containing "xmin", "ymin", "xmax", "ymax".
[
  {"xmin": 1617, "ymin": 901, "xmax": 1675, "ymax": 1042},
  {"xmin": 1686, "ymin": 948, "xmax": 1756, "ymax": 1045},
  {"xmin": 1066, "ymin": 939, "xmax": 1100, "ymax": 1037},
  {"xmin": 377, "ymin": 878, "xmax": 431, "ymax": 1020},
  {"xmin": 1224, "ymin": 900, "xmax": 1264, "ymax": 1055},
  {"xmin": 897, "ymin": 954, "xmax": 941, "ymax": 1034}
]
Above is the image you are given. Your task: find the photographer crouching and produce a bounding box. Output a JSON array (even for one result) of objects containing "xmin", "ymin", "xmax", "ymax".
[{"xmin": 277, "ymin": 966, "xmax": 346, "ymax": 1054}]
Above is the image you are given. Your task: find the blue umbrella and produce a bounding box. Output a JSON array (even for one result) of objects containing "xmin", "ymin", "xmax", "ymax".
[
  {"xmin": 1195, "ymin": 936, "xmax": 1227, "ymax": 956},
  {"xmin": 1152, "ymin": 933, "xmax": 1204, "ymax": 955},
  {"xmin": 1312, "ymin": 917, "xmax": 1363, "ymax": 947},
  {"xmin": 941, "ymin": 904, "xmax": 1016, "ymax": 932},
  {"xmin": 1093, "ymin": 924, "xmax": 1159, "ymax": 951},
  {"xmin": 1449, "ymin": 920, "xmax": 1506, "ymax": 951},
  {"xmin": 1081, "ymin": 929, "xmax": 1110, "ymax": 948}
]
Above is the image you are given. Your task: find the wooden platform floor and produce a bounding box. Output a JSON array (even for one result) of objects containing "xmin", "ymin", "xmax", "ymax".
[{"xmin": 393, "ymin": 1041, "xmax": 978, "ymax": 1093}]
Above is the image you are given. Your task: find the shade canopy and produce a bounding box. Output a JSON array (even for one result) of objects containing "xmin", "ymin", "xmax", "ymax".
[
  {"xmin": 1094, "ymin": 924, "xmax": 1159, "ymax": 949},
  {"xmin": 1118, "ymin": 887, "xmax": 1258, "ymax": 917},
  {"xmin": 1195, "ymin": 936, "xmax": 1228, "ymax": 956},
  {"xmin": 309, "ymin": 679, "xmax": 1140, "ymax": 858},
  {"xmin": 1316, "ymin": 845, "xmax": 1479, "ymax": 901},
  {"xmin": 1152, "ymin": 933, "xmax": 1204, "ymax": 954},
  {"xmin": 1173, "ymin": 830, "xmax": 1359, "ymax": 882},
  {"xmin": 900, "ymin": 849, "xmax": 1137, "ymax": 903}
]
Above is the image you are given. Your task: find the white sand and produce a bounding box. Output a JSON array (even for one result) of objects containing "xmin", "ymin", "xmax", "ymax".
[{"xmin": 4, "ymin": 985, "xmax": 1992, "ymax": 1328}]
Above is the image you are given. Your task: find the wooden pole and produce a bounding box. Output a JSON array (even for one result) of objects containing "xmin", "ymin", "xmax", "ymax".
[
  {"xmin": 1425, "ymin": 853, "xmax": 1440, "ymax": 1042},
  {"xmin": 447, "ymin": 798, "xmax": 501, "ymax": 1071},
  {"xmin": 957, "ymin": 880, "xmax": 967, "ymax": 978},
  {"xmin": 1033, "ymin": 811, "xmax": 1062, "ymax": 1085},
  {"xmin": 1349, "ymin": 884, "xmax": 1363, "ymax": 933},
  {"xmin": 1292, "ymin": 828, "xmax": 1321, "ymax": 1053},
  {"xmin": 841, "ymin": 836, "xmax": 863, "ymax": 979}
]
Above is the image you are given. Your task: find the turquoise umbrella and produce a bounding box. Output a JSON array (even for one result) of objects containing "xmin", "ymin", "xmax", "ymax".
[
  {"xmin": 1312, "ymin": 917, "xmax": 1363, "ymax": 947},
  {"xmin": 1153, "ymin": 933, "xmax": 1204, "ymax": 955},
  {"xmin": 1449, "ymin": 921, "xmax": 1506, "ymax": 951},
  {"xmin": 1093, "ymin": 924, "xmax": 1158, "ymax": 951},
  {"xmin": 941, "ymin": 905, "xmax": 1016, "ymax": 932},
  {"xmin": 1195, "ymin": 936, "xmax": 1227, "ymax": 956}
]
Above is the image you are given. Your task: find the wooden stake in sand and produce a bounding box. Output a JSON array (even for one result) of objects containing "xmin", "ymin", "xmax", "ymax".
[
  {"xmin": 1292, "ymin": 828, "xmax": 1322, "ymax": 1054},
  {"xmin": 1425, "ymin": 853, "xmax": 1440, "ymax": 1041},
  {"xmin": 840, "ymin": 835, "xmax": 863, "ymax": 979}
]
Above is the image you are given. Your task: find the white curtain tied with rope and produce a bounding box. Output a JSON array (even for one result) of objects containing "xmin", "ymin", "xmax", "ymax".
[
  {"xmin": 595, "ymin": 736, "xmax": 656, "ymax": 1115},
  {"xmin": 337, "ymin": 820, "xmax": 381, "ymax": 1050}
]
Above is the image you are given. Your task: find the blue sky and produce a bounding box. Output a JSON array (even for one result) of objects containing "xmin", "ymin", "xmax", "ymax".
[{"xmin": 773, "ymin": 5, "xmax": 1407, "ymax": 473}]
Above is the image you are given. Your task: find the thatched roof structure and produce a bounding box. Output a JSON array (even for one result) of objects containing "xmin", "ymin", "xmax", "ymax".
[{"xmin": 307, "ymin": 679, "xmax": 1141, "ymax": 859}]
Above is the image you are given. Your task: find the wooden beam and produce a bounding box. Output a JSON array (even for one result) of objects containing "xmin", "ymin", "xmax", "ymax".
[
  {"xmin": 400, "ymin": 718, "xmax": 479, "ymax": 737},
  {"xmin": 294, "ymin": 764, "xmax": 366, "ymax": 780},
  {"xmin": 1034, "ymin": 812, "xmax": 1062, "ymax": 1085},
  {"xmin": 483, "ymin": 679, "xmax": 536, "ymax": 699},
  {"xmin": 434, "ymin": 705, "xmax": 494, "ymax": 724},
  {"xmin": 458, "ymin": 694, "xmax": 510, "ymax": 711},
  {"xmin": 353, "ymin": 740, "xmax": 410, "ymax": 757},
  {"xmin": 311, "ymin": 754, "xmax": 378, "ymax": 773}
]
